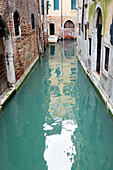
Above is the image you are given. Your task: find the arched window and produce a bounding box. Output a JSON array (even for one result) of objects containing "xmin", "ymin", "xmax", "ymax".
[
  {"xmin": 64, "ymin": 20, "xmax": 75, "ymax": 28},
  {"xmin": 31, "ymin": 13, "xmax": 35, "ymax": 30},
  {"xmin": 13, "ymin": 10, "xmax": 20, "ymax": 36}
]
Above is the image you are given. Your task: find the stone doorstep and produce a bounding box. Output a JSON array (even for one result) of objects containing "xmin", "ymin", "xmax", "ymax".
[{"xmin": 48, "ymin": 35, "xmax": 58, "ymax": 43}]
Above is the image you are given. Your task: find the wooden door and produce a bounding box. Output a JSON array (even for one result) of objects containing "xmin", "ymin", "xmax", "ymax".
[
  {"xmin": 0, "ymin": 35, "xmax": 8, "ymax": 95},
  {"xmin": 96, "ymin": 23, "xmax": 102, "ymax": 74}
]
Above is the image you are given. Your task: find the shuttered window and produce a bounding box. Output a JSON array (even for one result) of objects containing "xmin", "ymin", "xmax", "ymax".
[
  {"xmin": 71, "ymin": 0, "xmax": 76, "ymax": 10},
  {"xmin": 54, "ymin": 0, "xmax": 59, "ymax": 10}
]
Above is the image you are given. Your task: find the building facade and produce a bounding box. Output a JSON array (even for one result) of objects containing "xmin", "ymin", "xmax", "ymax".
[
  {"xmin": 47, "ymin": 0, "xmax": 77, "ymax": 39},
  {"xmin": 77, "ymin": 0, "xmax": 113, "ymax": 114},
  {"xmin": 0, "ymin": 0, "xmax": 48, "ymax": 106}
]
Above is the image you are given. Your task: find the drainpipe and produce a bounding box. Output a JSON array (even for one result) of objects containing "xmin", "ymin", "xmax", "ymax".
[
  {"xmin": 76, "ymin": 0, "xmax": 79, "ymax": 55},
  {"xmin": 61, "ymin": 0, "xmax": 63, "ymax": 39},
  {"xmin": 61, "ymin": 0, "xmax": 62, "ymax": 27}
]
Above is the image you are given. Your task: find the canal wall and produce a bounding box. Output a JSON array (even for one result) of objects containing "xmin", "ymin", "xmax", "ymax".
[
  {"xmin": 77, "ymin": 55, "xmax": 113, "ymax": 116},
  {"xmin": 0, "ymin": 0, "xmax": 48, "ymax": 108},
  {"xmin": 77, "ymin": 0, "xmax": 113, "ymax": 115}
]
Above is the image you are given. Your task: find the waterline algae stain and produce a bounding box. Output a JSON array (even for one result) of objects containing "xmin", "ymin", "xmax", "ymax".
[{"xmin": 0, "ymin": 41, "xmax": 113, "ymax": 170}]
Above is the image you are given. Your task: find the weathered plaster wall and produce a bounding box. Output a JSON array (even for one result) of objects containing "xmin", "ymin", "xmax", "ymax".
[
  {"xmin": 47, "ymin": 0, "xmax": 77, "ymax": 39},
  {"xmin": 89, "ymin": 0, "xmax": 113, "ymax": 41},
  {"xmin": 77, "ymin": 0, "xmax": 113, "ymax": 114},
  {"xmin": 48, "ymin": 0, "xmax": 77, "ymax": 16}
]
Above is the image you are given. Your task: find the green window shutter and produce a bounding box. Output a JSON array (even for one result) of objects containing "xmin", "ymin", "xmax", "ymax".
[
  {"xmin": 41, "ymin": 0, "xmax": 44, "ymax": 15},
  {"xmin": 54, "ymin": 0, "xmax": 59, "ymax": 10},
  {"xmin": 71, "ymin": 0, "xmax": 76, "ymax": 10}
]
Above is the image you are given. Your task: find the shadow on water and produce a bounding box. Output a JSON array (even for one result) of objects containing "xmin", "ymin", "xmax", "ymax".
[{"xmin": 0, "ymin": 40, "xmax": 113, "ymax": 170}]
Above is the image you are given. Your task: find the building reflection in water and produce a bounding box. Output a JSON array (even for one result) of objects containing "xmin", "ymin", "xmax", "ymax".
[
  {"xmin": 43, "ymin": 41, "xmax": 78, "ymax": 169},
  {"xmin": 50, "ymin": 45, "xmax": 55, "ymax": 55}
]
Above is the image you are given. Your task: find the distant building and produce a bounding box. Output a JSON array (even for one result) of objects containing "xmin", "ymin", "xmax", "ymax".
[
  {"xmin": 77, "ymin": 0, "xmax": 113, "ymax": 114},
  {"xmin": 0, "ymin": 0, "xmax": 48, "ymax": 105},
  {"xmin": 47, "ymin": 0, "xmax": 77, "ymax": 39}
]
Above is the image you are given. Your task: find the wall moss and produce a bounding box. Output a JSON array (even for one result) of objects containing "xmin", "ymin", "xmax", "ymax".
[
  {"xmin": 0, "ymin": 106, "xmax": 2, "ymax": 113},
  {"xmin": 89, "ymin": 0, "xmax": 112, "ymax": 36}
]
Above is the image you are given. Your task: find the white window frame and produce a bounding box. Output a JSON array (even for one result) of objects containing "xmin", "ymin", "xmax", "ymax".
[
  {"xmin": 102, "ymin": 43, "xmax": 110, "ymax": 77},
  {"xmin": 88, "ymin": 36, "xmax": 92, "ymax": 57},
  {"xmin": 12, "ymin": 11, "xmax": 21, "ymax": 38}
]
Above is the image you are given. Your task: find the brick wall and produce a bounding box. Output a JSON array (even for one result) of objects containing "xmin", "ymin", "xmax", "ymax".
[
  {"xmin": 0, "ymin": 0, "xmax": 48, "ymax": 82},
  {"xmin": 48, "ymin": 16, "xmax": 77, "ymax": 39}
]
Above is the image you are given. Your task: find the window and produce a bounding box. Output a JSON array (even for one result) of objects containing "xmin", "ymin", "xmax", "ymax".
[
  {"xmin": 31, "ymin": 13, "xmax": 35, "ymax": 30},
  {"xmin": 54, "ymin": 0, "xmax": 59, "ymax": 10},
  {"xmin": 39, "ymin": 27, "xmax": 41, "ymax": 38},
  {"xmin": 64, "ymin": 20, "xmax": 75, "ymax": 28},
  {"xmin": 41, "ymin": 0, "xmax": 44, "ymax": 15},
  {"xmin": 13, "ymin": 10, "xmax": 20, "ymax": 36},
  {"xmin": 71, "ymin": 0, "xmax": 76, "ymax": 10},
  {"xmin": 104, "ymin": 46, "xmax": 109, "ymax": 72},
  {"xmin": 85, "ymin": 25, "xmax": 87, "ymax": 40},
  {"xmin": 47, "ymin": 1, "xmax": 49, "ymax": 15},
  {"xmin": 42, "ymin": 22, "xmax": 44, "ymax": 31},
  {"xmin": 89, "ymin": 38, "xmax": 91, "ymax": 56},
  {"xmin": 79, "ymin": 23, "xmax": 81, "ymax": 35}
]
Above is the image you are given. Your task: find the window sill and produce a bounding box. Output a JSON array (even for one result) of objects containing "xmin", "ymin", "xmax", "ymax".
[
  {"xmin": 70, "ymin": 9, "xmax": 77, "ymax": 11},
  {"xmin": 15, "ymin": 35, "xmax": 21, "ymax": 39},
  {"xmin": 92, "ymin": 71, "xmax": 100, "ymax": 81},
  {"xmin": 32, "ymin": 29, "xmax": 35, "ymax": 32},
  {"xmin": 102, "ymin": 69, "xmax": 108, "ymax": 79}
]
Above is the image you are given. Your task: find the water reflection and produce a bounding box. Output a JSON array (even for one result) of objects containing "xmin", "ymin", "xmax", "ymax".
[
  {"xmin": 44, "ymin": 41, "xmax": 77, "ymax": 169},
  {"xmin": 0, "ymin": 41, "xmax": 113, "ymax": 170},
  {"xmin": 50, "ymin": 45, "xmax": 55, "ymax": 55},
  {"xmin": 44, "ymin": 120, "xmax": 78, "ymax": 170}
]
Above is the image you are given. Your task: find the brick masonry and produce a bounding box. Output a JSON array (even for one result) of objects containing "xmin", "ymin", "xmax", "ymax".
[
  {"xmin": 0, "ymin": 0, "xmax": 48, "ymax": 83},
  {"xmin": 48, "ymin": 16, "xmax": 77, "ymax": 39}
]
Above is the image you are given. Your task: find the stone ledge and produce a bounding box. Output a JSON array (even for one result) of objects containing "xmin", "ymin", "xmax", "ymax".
[
  {"xmin": 0, "ymin": 55, "xmax": 39, "ymax": 111},
  {"xmin": 1, "ymin": 88, "xmax": 15, "ymax": 106},
  {"xmin": 15, "ymin": 55, "xmax": 39, "ymax": 91}
]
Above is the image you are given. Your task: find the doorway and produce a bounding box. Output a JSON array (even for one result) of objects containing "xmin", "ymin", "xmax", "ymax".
[
  {"xmin": 0, "ymin": 16, "xmax": 16, "ymax": 96},
  {"xmin": 96, "ymin": 9, "xmax": 102, "ymax": 74},
  {"xmin": 50, "ymin": 23, "xmax": 54, "ymax": 35},
  {"xmin": 0, "ymin": 34, "xmax": 8, "ymax": 95}
]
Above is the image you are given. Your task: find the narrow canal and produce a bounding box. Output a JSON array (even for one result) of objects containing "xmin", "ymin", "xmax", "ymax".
[{"xmin": 0, "ymin": 41, "xmax": 113, "ymax": 170}]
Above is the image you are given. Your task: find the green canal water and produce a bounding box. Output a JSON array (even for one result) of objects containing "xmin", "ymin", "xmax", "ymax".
[{"xmin": 0, "ymin": 41, "xmax": 113, "ymax": 170}]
